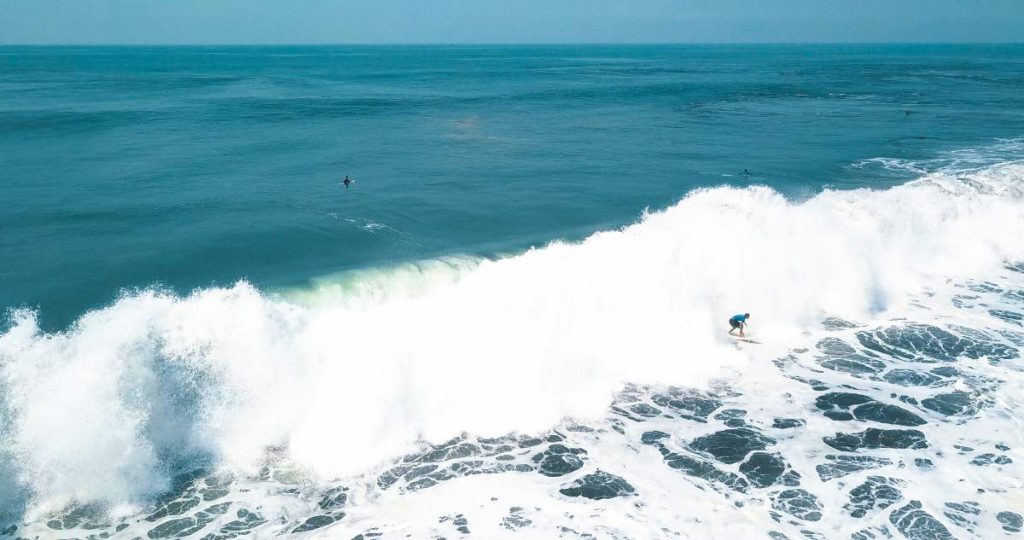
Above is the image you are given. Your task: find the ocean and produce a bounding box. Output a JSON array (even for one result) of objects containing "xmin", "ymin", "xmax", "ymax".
[{"xmin": 1, "ymin": 44, "xmax": 1023, "ymax": 538}]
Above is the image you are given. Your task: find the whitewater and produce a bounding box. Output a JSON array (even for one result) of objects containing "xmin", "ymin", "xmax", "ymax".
[{"xmin": 2, "ymin": 160, "xmax": 1024, "ymax": 539}]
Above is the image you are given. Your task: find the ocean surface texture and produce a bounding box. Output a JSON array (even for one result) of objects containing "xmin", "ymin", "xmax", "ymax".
[{"xmin": 1, "ymin": 45, "xmax": 1024, "ymax": 539}]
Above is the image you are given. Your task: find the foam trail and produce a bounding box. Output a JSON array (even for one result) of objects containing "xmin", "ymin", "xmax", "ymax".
[{"xmin": 1, "ymin": 162, "xmax": 1023, "ymax": 516}]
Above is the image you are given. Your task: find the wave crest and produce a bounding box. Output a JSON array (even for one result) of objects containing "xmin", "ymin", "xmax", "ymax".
[{"xmin": 2, "ymin": 161, "xmax": 1023, "ymax": 515}]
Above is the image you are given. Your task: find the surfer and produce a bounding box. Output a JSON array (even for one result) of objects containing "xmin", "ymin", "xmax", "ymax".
[
  {"xmin": 342, "ymin": 175, "xmax": 353, "ymax": 189},
  {"xmin": 728, "ymin": 313, "xmax": 750, "ymax": 337}
]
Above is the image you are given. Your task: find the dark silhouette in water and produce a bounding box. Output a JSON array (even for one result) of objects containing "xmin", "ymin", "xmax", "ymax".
[{"xmin": 343, "ymin": 175, "xmax": 353, "ymax": 189}]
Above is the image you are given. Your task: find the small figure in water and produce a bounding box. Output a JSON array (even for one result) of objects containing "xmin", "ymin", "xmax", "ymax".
[
  {"xmin": 343, "ymin": 175, "xmax": 353, "ymax": 189},
  {"xmin": 728, "ymin": 313, "xmax": 750, "ymax": 337}
]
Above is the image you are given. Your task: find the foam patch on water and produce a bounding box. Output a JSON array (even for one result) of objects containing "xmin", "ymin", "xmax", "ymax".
[
  {"xmin": 1, "ymin": 161, "xmax": 1023, "ymax": 538},
  {"xmin": 852, "ymin": 137, "xmax": 1024, "ymax": 177}
]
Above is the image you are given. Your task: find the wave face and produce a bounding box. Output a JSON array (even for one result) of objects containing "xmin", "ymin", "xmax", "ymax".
[{"xmin": 2, "ymin": 161, "xmax": 1024, "ymax": 538}]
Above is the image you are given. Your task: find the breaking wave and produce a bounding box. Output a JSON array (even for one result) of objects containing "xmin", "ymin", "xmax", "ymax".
[{"xmin": 1, "ymin": 161, "xmax": 1023, "ymax": 537}]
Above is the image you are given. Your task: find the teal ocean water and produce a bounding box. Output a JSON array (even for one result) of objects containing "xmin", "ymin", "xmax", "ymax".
[
  {"xmin": 2, "ymin": 45, "xmax": 1024, "ymax": 538},
  {"xmin": 3, "ymin": 44, "xmax": 1023, "ymax": 328}
]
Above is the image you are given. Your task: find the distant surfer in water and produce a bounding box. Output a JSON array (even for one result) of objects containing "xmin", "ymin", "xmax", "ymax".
[
  {"xmin": 728, "ymin": 313, "xmax": 750, "ymax": 337},
  {"xmin": 342, "ymin": 175, "xmax": 353, "ymax": 189}
]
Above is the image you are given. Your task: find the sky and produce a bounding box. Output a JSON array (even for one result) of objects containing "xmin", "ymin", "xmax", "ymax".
[{"xmin": 1, "ymin": 0, "xmax": 1023, "ymax": 45}]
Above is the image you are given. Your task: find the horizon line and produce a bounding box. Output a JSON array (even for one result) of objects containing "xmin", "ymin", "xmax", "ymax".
[{"xmin": 2, "ymin": 41, "xmax": 1024, "ymax": 47}]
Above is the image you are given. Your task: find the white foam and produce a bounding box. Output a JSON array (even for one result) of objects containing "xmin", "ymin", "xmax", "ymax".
[{"xmin": 1, "ymin": 161, "xmax": 1023, "ymax": 516}]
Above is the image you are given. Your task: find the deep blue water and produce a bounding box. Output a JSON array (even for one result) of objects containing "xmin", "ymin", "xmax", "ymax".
[{"xmin": 2, "ymin": 44, "xmax": 1024, "ymax": 329}]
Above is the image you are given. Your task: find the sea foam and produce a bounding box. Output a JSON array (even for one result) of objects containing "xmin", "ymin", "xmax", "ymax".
[{"xmin": 1, "ymin": 161, "xmax": 1022, "ymax": 521}]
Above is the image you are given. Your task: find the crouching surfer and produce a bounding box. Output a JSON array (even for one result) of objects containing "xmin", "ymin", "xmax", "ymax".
[{"xmin": 728, "ymin": 313, "xmax": 750, "ymax": 337}]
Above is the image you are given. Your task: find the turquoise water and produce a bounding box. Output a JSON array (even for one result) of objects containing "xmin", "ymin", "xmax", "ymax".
[
  {"xmin": 3, "ymin": 44, "xmax": 1024, "ymax": 329},
  {"xmin": 3, "ymin": 45, "xmax": 1024, "ymax": 538}
]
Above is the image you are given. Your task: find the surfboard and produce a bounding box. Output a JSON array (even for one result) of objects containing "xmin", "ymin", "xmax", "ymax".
[{"xmin": 729, "ymin": 334, "xmax": 761, "ymax": 344}]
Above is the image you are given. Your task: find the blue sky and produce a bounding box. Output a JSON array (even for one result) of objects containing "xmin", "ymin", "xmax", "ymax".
[{"xmin": 1, "ymin": 0, "xmax": 1023, "ymax": 44}]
